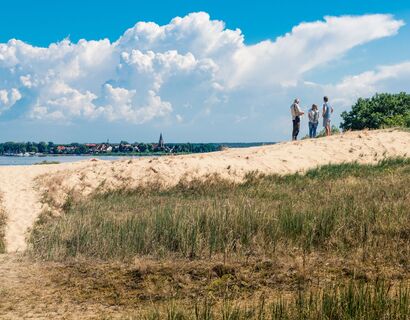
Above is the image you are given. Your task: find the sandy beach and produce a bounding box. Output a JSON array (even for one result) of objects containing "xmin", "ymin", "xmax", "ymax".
[{"xmin": 1, "ymin": 129, "xmax": 410, "ymax": 253}]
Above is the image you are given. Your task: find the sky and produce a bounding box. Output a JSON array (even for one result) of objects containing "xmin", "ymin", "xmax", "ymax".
[{"xmin": 1, "ymin": 0, "xmax": 410, "ymax": 143}]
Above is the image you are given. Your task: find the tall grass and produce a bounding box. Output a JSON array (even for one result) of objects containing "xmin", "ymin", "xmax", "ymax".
[
  {"xmin": 26, "ymin": 159, "xmax": 410, "ymax": 318},
  {"xmin": 131, "ymin": 280, "xmax": 410, "ymax": 319},
  {"xmin": 30, "ymin": 158, "xmax": 410, "ymax": 264}
]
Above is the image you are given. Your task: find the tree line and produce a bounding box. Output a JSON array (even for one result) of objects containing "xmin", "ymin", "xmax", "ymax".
[{"xmin": 0, "ymin": 141, "xmax": 223, "ymax": 155}]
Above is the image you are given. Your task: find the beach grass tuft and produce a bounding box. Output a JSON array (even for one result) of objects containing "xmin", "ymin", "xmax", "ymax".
[{"xmin": 0, "ymin": 195, "xmax": 6, "ymax": 253}]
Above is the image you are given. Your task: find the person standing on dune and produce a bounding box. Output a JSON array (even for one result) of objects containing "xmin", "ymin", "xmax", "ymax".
[
  {"xmin": 322, "ymin": 96, "xmax": 334, "ymax": 136},
  {"xmin": 308, "ymin": 104, "xmax": 319, "ymax": 138},
  {"xmin": 290, "ymin": 98, "xmax": 304, "ymax": 141}
]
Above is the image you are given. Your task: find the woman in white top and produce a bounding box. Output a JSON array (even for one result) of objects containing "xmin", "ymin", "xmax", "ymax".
[{"xmin": 308, "ymin": 104, "xmax": 319, "ymax": 138}]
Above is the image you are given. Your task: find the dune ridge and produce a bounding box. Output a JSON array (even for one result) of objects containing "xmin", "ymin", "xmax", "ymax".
[{"xmin": 0, "ymin": 129, "xmax": 410, "ymax": 253}]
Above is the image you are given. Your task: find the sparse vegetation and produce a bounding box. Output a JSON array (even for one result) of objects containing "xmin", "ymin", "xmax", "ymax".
[
  {"xmin": 0, "ymin": 196, "xmax": 5, "ymax": 253},
  {"xmin": 33, "ymin": 160, "xmax": 61, "ymax": 165},
  {"xmin": 316, "ymin": 125, "xmax": 340, "ymax": 137},
  {"xmin": 26, "ymin": 158, "xmax": 410, "ymax": 318},
  {"xmin": 302, "ymin": 125, "xmax": 340, "ymax": 139}
]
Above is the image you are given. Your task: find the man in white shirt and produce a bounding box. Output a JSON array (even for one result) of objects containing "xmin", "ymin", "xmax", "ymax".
[{"xmin": 290, "ymin": 98, "xmax": 304, "ymax": 140}]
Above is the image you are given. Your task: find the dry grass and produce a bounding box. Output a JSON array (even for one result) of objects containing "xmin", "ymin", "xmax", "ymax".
[
  {"xmin": 122, "ymin": 280, "xmax": 410, "ymax": 319},
  {"xmin": 31, "ymin": 158, "xmax": 410, "ymax": 264},
  {"xmin": 23, "ymin": 158, "xmax": 410, "ymax": 318},
  {"xmin": 0, "ymin": 194, "xmax": 6, "ymax": 253},
  {"xmin": 1, "ymin": 254, "xmax": 408, "ymax": 319}
]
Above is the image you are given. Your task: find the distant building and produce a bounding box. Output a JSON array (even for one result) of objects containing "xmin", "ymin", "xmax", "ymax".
[
  {"xmin": 158, "ymin": 133, "xmax": 164, "ymax": 149},
  {"xmin": 153, "ymin": 133, "xmax": 171, "ymax": 152}
]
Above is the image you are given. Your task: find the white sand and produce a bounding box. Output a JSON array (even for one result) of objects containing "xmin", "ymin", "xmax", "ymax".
[
  {"xmin": 1, "ymin": 129, "xmax": 410, "ymax": 253},
  {"xmin": 0, "ymin": 162, "xmax": 91, "ymax": 252}
]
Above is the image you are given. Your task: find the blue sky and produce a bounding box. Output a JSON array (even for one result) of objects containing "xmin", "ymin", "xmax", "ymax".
[
  {"xmin": 1, "ymin": 0, "xmax": 409, "ymax": 46},
  {"xmin": 1, "ymin": 0, "xmax": 410, "ymax": 142}
]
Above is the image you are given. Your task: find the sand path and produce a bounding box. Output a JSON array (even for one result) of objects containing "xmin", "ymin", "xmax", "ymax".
[
  {"xmin": 0, "ymin": 162, "xmax": 88, "ymax": 252},
  {"xmin": 1, "ymin": 129, "xmax": 410, "ymax": 253}
]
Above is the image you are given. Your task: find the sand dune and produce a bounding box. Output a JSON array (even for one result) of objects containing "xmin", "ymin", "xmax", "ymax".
[
  {"xmin": 0, "ymin": 162, "xmax": 91, "ymax": 252},
  {"xmin": 1, "ymin": 129, "xmax": 410, "ymax": 253}
]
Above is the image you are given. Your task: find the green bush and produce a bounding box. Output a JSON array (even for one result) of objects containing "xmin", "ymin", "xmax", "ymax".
[{"xmin": 340, "ymin": 92, "xmax": 410, "ymax": 130}]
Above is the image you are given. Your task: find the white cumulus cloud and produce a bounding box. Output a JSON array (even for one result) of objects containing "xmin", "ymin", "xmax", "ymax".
[
  {"xmin": 328, "ymin": 61, "xmax": 410, "ymax": 106},
  {"xmin": 0, "ymin": 12, "xmax": 405, "ymax": 124},
  {"xmin": 0, "ymin": 88, "xmax": 22, "ymax": 114},
  {"xmin": 230, "ymin": 14, "xmax": 404, "ymax": 88}
]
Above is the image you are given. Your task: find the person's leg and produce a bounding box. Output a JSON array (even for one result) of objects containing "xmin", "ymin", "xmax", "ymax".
[
  {"xmin": 313, "ymin": 123, "xmax": 317, "ymax": 138},
  {"xmin": 295, "ymin": 118, "xmax": 300, "ymax": 140},
  {"xmin": 326, "ymin": 122, "xmax": 331, "ymax": 136},
  {"xmin": 309, "ymin": 122, "xmax": 313, "ymax": 138},
  {"xmin": 292, "ymin": 120, "xmax": 297, "ymax": 140}
]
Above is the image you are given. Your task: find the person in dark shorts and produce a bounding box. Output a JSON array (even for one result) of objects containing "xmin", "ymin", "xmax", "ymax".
[
  {"xmin": 322, "ymin": 96, "xmax": 334, "ymax": 136},
  {"xmin": 290, "ymin": 98, "xmax": 304, "ymax": 140}
]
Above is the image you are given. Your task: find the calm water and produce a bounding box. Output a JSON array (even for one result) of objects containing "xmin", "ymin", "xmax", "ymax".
[
  {"xmin": 0, "ymin": 143, "xmax": 275, "ymax": 166},
  {"xmin": 0, "ymin": 155, "xmax": 144, "ymax": 166}
]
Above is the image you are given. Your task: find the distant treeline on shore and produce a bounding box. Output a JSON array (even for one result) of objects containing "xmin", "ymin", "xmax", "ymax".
[{"xmin": 0, "ymin": 141, "xmax": 274, "ymax": 156}]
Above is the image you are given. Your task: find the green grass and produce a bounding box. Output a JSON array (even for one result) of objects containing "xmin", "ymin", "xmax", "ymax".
[
  {"xmin": 136, "ymin": 281, "xmax": 409, "ymax": 320},
  {"xmin": 30, "ymin": 158, "xmax": 410, "ymax": 263}
]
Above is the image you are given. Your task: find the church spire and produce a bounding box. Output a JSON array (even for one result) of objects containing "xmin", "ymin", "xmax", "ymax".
[{"xmin": 158, "ymin": 133, "xmax": 164, "ymax": 148}]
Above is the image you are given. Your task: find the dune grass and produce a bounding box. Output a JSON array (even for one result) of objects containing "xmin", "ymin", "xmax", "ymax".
[
  {"xmin": 0, "ymin": 195, "xmax": 6, "ymax": 253},
  {"xmin": 27, "ymin": 158, "xmax": 410, "ymax": 318},
  {"xmin": 137, "ymin": 281, "xmax": 409, "ymax": 320},
  {"xmin": 30, "ymin": 158, "xmax": 410, "ymax": 263}
]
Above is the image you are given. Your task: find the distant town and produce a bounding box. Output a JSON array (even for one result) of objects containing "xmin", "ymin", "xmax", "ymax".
[{"xmin": 0, "ymin": 134, "xmax": 274, "ymax": 156}]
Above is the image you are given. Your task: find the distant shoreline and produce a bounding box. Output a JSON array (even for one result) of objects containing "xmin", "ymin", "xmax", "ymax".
[
  {"xmin": 0, "ymin": 143, "xmax": 276, "ymax": 166},
  {"xmin": 0, "ymin": 153, "xmax": 169, "ymax": 158},
  {"xmin": 0, "ymin": 142, "xmax": 276, "ymax": 158}
]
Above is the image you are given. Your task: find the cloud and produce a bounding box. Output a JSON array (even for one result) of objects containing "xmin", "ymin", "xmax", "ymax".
[
  {"xmin": 0, "ymin": 12, "xmax": 405, "ymax": 124},
  {"xmin": 298, "ymin": 61, "xmax": 410, "ymax": 111},
  {"xmin": 98, "ymin": 84, "xmax": 172, "ymax": 123},
  {"xmin": 176, "ymin": 114, "xmax": 183, "ymax": 123},
  {"xmin": 0, "ymin": 88, "xmax": 21, "ymax": 114},
  {"xmin": 230, "ymin": 14, "xmax": 404, "ymax": 88},
  {"xmin": 328, "ymin": 61, "xmax": 410, "ymax": 106}
]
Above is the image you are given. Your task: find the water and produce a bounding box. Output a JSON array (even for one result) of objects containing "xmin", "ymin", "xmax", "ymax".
[
  {"xmin": 0, "ymin": 143, "xmax": 276, "ymax": 166},
  {"xmin": 0, "ymin": 155, "xmax": 144, "ymax": 166}
]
